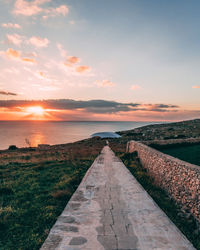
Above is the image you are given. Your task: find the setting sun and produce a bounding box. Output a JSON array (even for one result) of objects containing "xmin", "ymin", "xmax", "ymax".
[{"xmin": 26, "ymin": 106, "xmax": 45, "ymax": 116}]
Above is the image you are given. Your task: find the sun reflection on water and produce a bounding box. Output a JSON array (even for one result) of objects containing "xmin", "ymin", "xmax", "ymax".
[{"xmin": 30, "ymin": 133, "xmax": 45, "ymax": 147}]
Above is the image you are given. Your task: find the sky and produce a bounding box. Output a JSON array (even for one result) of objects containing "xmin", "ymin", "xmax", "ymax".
[{"xmin": 0, "ymin": 0, "xmax": 200, "ymax": 121}]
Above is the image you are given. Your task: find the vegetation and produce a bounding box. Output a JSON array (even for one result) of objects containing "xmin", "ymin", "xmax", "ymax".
[
  {"xmin": 1, "ymin": 118, "xmax": 200, "ymax": 249},
  {"xmin": 118, "ymin": 152, "xmax": 200, "ymax": 250},
  {"xmin": 0, "ymin": 143, "xmax": 100, "ymax": 250},
  {"xmin": 118, "ymin": 118, "xmax": 200, "ymax": 141},
  {"xmin": 152, "ymin": 143, "xmax": 200, "ymax": 166}
]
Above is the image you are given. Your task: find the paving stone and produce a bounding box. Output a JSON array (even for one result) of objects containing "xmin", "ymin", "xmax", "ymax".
[{"xmin": 41, "ymin": 146, "xmax": 196, "ymax": 250}]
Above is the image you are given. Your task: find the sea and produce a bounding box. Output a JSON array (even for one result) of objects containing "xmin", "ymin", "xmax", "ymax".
[{"xmin": 0, "ymin": 121, "xmax": 156, "ymax": 150}]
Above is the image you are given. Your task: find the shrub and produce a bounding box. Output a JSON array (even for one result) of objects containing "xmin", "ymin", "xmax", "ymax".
[{"xmin": 8, "ymin": 145, "xmax": 18, "ymax": 150}]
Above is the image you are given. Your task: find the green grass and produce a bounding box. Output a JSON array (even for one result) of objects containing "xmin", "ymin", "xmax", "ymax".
[
  {"xmin": 152, "ymin": 143, "xmax": 200, "ymax": 166},
  {"xmin": 118, "ymin": 152, "xmax": 200, "ymax": 250},
  {"xmin": 0, "ymin": 158, "xmax": 94, "ymax": 250}
]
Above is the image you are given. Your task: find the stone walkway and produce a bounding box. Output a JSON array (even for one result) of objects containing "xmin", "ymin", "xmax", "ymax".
[{"xmin": 41, "ymin": 146, "xmax": 195, "ymax": 250}]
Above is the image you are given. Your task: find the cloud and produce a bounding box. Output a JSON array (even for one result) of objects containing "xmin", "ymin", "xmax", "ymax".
[
  {"xmin": 2, "ymin": 23, "xmax": 21, "ymax": 29},
  {"xmin": 0, "ymin": 99, "xmax": 179, "ymax": 114},
  {"xmin": 4, "ymin": 67, "xmax": 19, "ymax": 74},
  {"xmin": 0, "ymin": 99, "xmax": 197, "ymax": 121},
  {"xmin": 13, "ymin": 0, "xmax": 50, "ymax": 16},
  {"xmin": 140, "ymin": 103, "xmax": 179, "ymax": 112},
  {"xmin": 24, "ymin": 51, "xmax": 37, "ymax": 57},
  {"xmin": 38, "ymin": 86, "xmax": 60, "ymax": 91},
  {"xmin": 67, "ymin": 56, "xmax": 80, "ymax": 64},
  {"xmin": 0, "ymin": 91, "xmax": 17, "ymax": 96},
  {"xmin": 35, "ymin": 71, "xmax": 49, "ymax": 80},
  {"xmin": 43, "ymin": 5, "xmax": 69, "ymax": 19},
  {"xmin": 75, "ymin": 65, "xmax": 91, "ymax": 73},
  {"xmin": 192, "ymin": 85, "xmax": 200, "ymax": 89},
  {"xmin": 130, "ymin": 85, "xmax": 141, "ymax": 90},
  {"xmin": 22, "ymin": 57, "xmax": 36, "ymax": 63},
  {"xmin": 5, "ymin": 48, "xmax": 21, "ymax": 58},
  {"xmin": 95, "ymin": 80, "xmax": 115, "ymax": 87},
  {"xmin": 57, "ymin": 43, "xmax": 67, "ymax": 58},
  {"xmin": 28, "ymin": 36, "xmax": 49, "ymax": 47},
  {"xmin": 6, "ymin": 33, "xmax": 23, "ymax": 46},
  {"xmin": 0, "ymin": 48, "xmax": 36, "ymax": 64},
  {"xmin": 13, "ymin": 0, "xmax": 69, "ymax": 18}
]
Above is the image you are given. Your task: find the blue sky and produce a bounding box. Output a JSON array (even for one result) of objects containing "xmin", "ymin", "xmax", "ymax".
[{"xmin": 0, "ymin": 0, "xmax": 200, "ymax": 121}]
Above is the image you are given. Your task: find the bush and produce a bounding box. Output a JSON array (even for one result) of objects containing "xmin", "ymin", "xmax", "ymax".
[{"xmin": 8, "ymin": 145, "xmax": 18, "ymax": 150}]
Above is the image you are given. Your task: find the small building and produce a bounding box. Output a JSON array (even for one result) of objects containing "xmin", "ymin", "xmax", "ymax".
[{"xmin": 91, "ymin": 132, "xmax": 121, "ymax": 139}]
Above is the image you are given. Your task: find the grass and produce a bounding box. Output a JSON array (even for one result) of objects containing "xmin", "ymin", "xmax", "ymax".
[
  {"xmin": 0, "ymin": 157, "xmax": 95, "ymax": 250},
  {"xmin": 118, "ymin": 151, "xmax": 200, "ymax": 250},
  {"xmin": 151, "ymin": 143, "xmax": 200, "ymax": 166},
  {"xmin": 1, "ymin": 134, "xmax": 199, "ymax": 249}
]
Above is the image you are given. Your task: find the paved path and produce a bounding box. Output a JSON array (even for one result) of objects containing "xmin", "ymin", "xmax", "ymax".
[{"xmin": 41, "ymin": 146, "xmax": 195, "ymax": 250}]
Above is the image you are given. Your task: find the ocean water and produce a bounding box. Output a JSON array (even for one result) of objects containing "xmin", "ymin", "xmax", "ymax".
[{"xmin": 0, "ymin": 121, "xmax": 155, "ymax": 150}]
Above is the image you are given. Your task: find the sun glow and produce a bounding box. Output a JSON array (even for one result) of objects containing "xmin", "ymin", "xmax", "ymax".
[{"xmin": 26, "ymin": 106, "xmax": 45, "ymax": 116}]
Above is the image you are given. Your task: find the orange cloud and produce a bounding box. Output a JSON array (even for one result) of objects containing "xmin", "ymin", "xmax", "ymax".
[
  {"xmin": 95, "ymin": 80, "xmax": 115, "ymax": 87},
  {"xmin": 28, "ymin": 36, "xmax": 49, "ymax": 48},
  {"xmin": 1, "ymin": 48, "xmax": 36, "ymax": 64},
  {"xmin": 22, "ymin": 58, "xmax": 36, "ymax": 63},
  {"xmin": 5, "ymin": 48, "xmax": 21, "ymax": 58},
  {"xmin": 76, "ymin": 65, "xmax": 91, "ymax": 73},
  {"xmin": 35, "ymin": 71, "xmax": 49, "ymax": 79},
  {"xmin": 192, "ymin": 85, "xmax": 200, "ymax": 89},
  {"xmin": 6, "ymin": 33, "xmax": 23, "ymax": 46},
  {"xmin": 2, "ymin": 23, "xmax": 21, "ymax": 29},
  {"xmin": 67, "ymin": 56, "xmax": 80, "ymax": 64}
]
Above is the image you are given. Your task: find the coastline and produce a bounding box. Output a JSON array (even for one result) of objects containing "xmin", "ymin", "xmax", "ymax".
[{"xmin": 1, "ymin": 118, "xmax": 200, "ymax": 249}]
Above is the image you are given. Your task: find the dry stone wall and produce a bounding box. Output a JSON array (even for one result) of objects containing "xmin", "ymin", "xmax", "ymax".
[{"xmin": 126, "ymin": 140, "xmax": 200, "ymax": 223}]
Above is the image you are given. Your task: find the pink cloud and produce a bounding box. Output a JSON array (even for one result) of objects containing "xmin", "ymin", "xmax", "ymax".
[
  {"xmin": 130, "ymin": 85, "xmax": 141, "ymax": 90},
  {"xmin": 57, "ymin": 43, "xmax": 67, "ymax": 58},
  {"xmin": 13, "ymin": 0, "xmax": 47, "ymax": 16},
  {"xmin": 13, "ymin": 0, "xmax": 69, "ymax": 18},
  {"xmin": 192, "ymin": 85, "xmax": 200, "ymax": 89},
  {"xmin": 35, "ymin": 71, "xmax": 49, "ymax": 80},
  {"xmin": 2, "ymin": 23, "xmax": 21, "ymax": 29},
  {"xmin": 6, "ymin": 33, "xmax": 23, "ymax": 46},
  {"xmin": 45, "ymin": 5, "xmax": 68, "ymax": 16},
  {"xmin": 28, "ymin": 36, "xmax": 49, "ymax": 47},
  {"xmin": 24, "ymin": 51, "xmax": 37, "ymax": 57}
]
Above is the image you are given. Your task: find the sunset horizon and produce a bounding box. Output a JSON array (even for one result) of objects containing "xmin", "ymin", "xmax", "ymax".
[
  {"xmin": 0, "ymin": 98, "xmax": 200, "ymax": 122},
  {"xmin": 1, "ymin": 0, "xmax": 200, "ymax": 122}
]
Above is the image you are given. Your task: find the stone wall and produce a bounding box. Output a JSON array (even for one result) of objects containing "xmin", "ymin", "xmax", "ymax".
[{"xmin": 126, "ymin": 140, "xmax": 200, "ymax": 223}]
